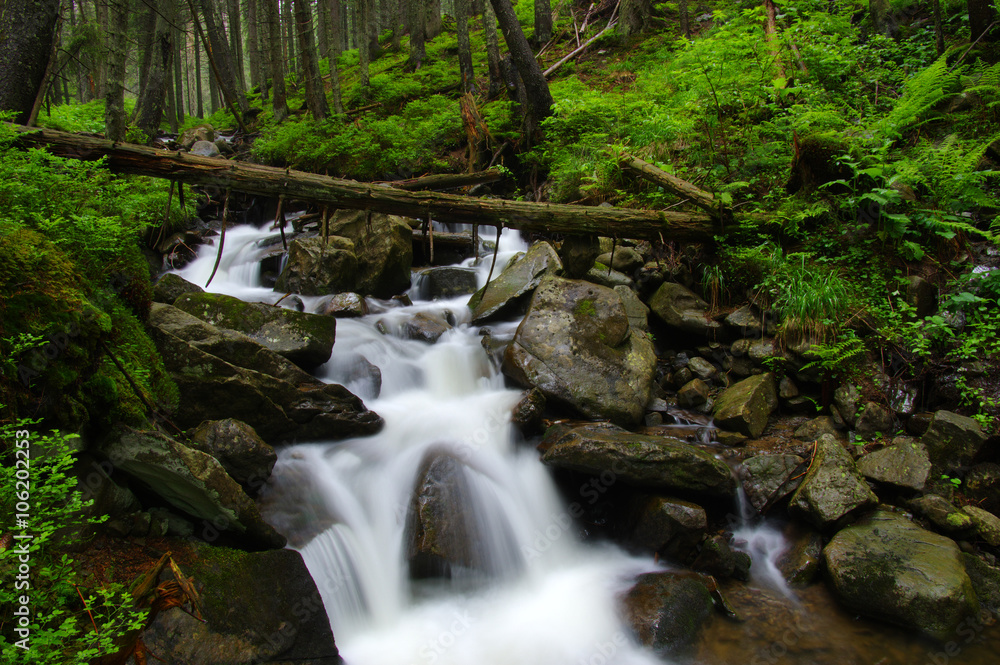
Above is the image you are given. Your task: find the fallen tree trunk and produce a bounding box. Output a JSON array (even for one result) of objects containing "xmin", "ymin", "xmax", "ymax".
[
  {"xmin": 381, "ymin": 168, "xmax": 505, "ymax": 191},
  {"xmin": 11, "ymin": 125, "xmax": 729, "ymax": 241},
  {"xmin": 620, "ymin": 154, "xmax": 723, "ymax": 219}
]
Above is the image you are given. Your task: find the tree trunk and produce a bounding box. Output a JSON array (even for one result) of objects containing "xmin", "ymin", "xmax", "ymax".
[
  {"xmin": 0, "ymin": 0, "xmax": 61, "ymax": 124},
  {"xmin": 264, "ymin": 0, "xmax": 288, "ymax": 121},
  {"xmin": 247, "ymin": 0, "xmax": 264, "ymax": 92},
  {"xmin": 488, "ymin": 0, "xmax": 553, "ymax": 136},
  {"xmin": 408, "ymin": 0, "xmax": 426, "ymax": 70},
  {"xmin": 425, "ymin": 0, "xmax": 442, "ymax": 40},
  {"xmin": 483, "ymin": 0, "xmax": 503, "ymax": 98},
  {"xmin": 317, "ymin": 0, "xmax": 330, "ymax": 59},
  {"xmin": 330, "ymin": 0, "xmax": 344, "ymax": 55},
  {"xmin": 763, "ymin": 0, "xmax": 785, "ymax": 79},
  {"xmin": 932, "ymin": 0, "xmax": 944, "ymax": 55},
  {"xmin": 968, "ymin": 0, "xmax": 997, "ymax": 43},
  {"xmin": 95, "ymin": 0, "xmax": 109, "ymax": 100},
  {"xmin": 173, "ymin": 21, "xmax": 186, "ymax": 126},
  {"xmin": 195, "ymin": 27, "xmax": 205, "ymax": 116},
  {"xmin": 456, "ymin": 0, "xmax": 474, "ymax": 92},
  {"xmin": 294, "ymin": 0, "xmax": 328, "ymax": 118},
  {"xmin": 389, "ymin": 0, "xmax": 402, "ymax": 50},
  {"xmin": 358, "ymin": 0, "xmax": 372, "ymax": 88},
  {"xmin": 14, "ymin": 125, "xmax": 729, "ymax": 242},
  {"xmin": 196, "ymin": 0, "xmax": 250, "ymax": 114},
  {"xmin": 136, "ymin": 0, "xmax": 157, "ymax": 99},
  {"xmin": 620, "ymin": 155, "xmax": 725, "ymax": 218},
  {"xmin": 227, "ymin": 0, "xmax": 247, "ymax": 92},
  {"xmin": 679, "ymin": 0, "xmax": 689, "ymax": 37},
  {"xmin": 869, "ymin": 0, "xmax": 892, "ymax": 36},
  {"xmin": 283, "ymin": 0, "xmax": 297, "ymax": 73},
  {"xmin": 534, "ymin": 0, "xmax": 551, "ymax": 44},
  {"xmin": 134, "ymin": 0, "xmax": 175, "ymax": 141},
  {"xmin": 620, "ymin": 0, "xmax": 652, "ymax": 36}
]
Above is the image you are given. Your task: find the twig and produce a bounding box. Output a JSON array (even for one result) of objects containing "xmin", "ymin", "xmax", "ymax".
[
  {"xmin": 544, "ymin": 5, "xmax": 620, "ymax": 79},
  {"xmin": 484, "ymin": 225, "xmax": 503, "ymax": 287},
  {"xmin": 205, "ymin": 190, "xmax": 230, "ymax": 287},
  {"xmin": 72, "ymin": 584, "xmax": 100, "ymax": 641},
  {"xmin": 275, "ymin": 195, "xmax": 287, "ymax": 251}
]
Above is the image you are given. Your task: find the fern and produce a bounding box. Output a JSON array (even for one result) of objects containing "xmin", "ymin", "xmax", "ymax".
[
  {"xmin": 878, "ymin": 55, "xmax": 962, "ymax": 138},
  {"xmin": 799, "ymin": 333, "xmax": 867, "ymax": 380}
]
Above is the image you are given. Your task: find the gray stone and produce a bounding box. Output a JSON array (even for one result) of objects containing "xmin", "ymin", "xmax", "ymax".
[
  {"xmin": 648, "ymin": 282, "xmax": 722, "ymax": 338},
  {"xmin": 326, "ymin": 209, "xmax": 413, "ymax": 298},
  {"xmin": 190, "ymin": 140, "xmax": 220, "ymax": 158},
  {"xmin": 921, "ymin": 410, "xmax": 988, "ymax": 469},
  {"xmin": 153, "ymin": 273, "xmax": 204, "ymax": 304},
  {"xmin": 833, "ymin": 383, "xmax": 862, "ymax": 428},
  {"xmin": 965, "ymin": 463, "xmax": 1000, "ymax": 514},
  {"xmin": 687, "ymin": 356, "xmax": 717, "ymax": 381},
  {"xmin": 469, "ymin": 242, "xmax": 561, "ymax": 323},
  {"xmin": 540, "ymin": 423, "xmax": 736, "ymax": 497},
  {"xmin": 418, "ymin": 266, "xmax": 479, "ymax": 299},
  {"xmin": 403, "ymin": 311, "xmax": 452, "ymax": 343},
  {"xmin": 905, "ymin": 275, "xmax": 937, "ymax": 318},
  {"xmin": 823, "ymin": 510, "xmax": 979, "ymax": 641},
  {"xmin": 963, "ymin": 553, "xmax": 1000, "ymax": 614},
  {"xmin": 740, "ymin": 454, "xmax": 806, "ymax": 513},
  {"xmin": 793, "ymin": 416, "xmax": 841, "ymax": 442},
  {"xmin": 619, "ymin": 572, "xmax": 715, "ymax": 659},
  {"xmin": 316, "ymin": 292, "xmax": 368, "ymax": 317},
  {"xmin": 275, "ymin": 235, "xmax": 358, "ymax": 296},
  {"xmin": 98, "ymin": 425, "xmax": 285, "ymax": 550},
  {"xmin": 559, "ymin": 235, "xmax": 600, "ymax": 278},
  {"xmin": 629, "ymin": 495, "xmax": 707, "ymax": 562},
  {"xmin": 788, "ymin": 434, "xmax": 877, "ymax": 528},
  {"xmin": 961, "ymin": 505, "xmax": 1000, "ymax": 547},
  {"xmin": 596, "ymin": 246, "xmax": 645, "ymax": 274},
  {"xmin": 778, "ymin": 376, "xmax": 799, "ymax": 399},
  {"xmin": 178, "ymin": 123, "xmax": 215, "ymax": 149},
  {"xmin": 855, "ymin": 401, "xmax": 895, "ymax": 440},
  {"xmin": 187, "ymin": 419, "xmax": 276, "ymax": 496},
  {"xmin": 678, "ymin": 378, "xmax": 711, "ymax": 408},
  {"xmin": 725, "ymin": 306, "xmax": 763, "ymax": 337},
  {"xmin": 585, "ymin": 265, "xmax": 634, "ymax": 289},
  {"xmin": 910, "ymin": 494, "xmax": 975, "ymax": 535},
  {"xmin": 776, "ymin": 524, "xmax": 824, "ymax": 587},
  {"xmin": 511, "ymin": 388, "xmax": 546, "ymax": 436},
  {"xmin": 857, "ymin": 438, "xmax": 931, "ymax": 491},
  {"xmin": 503, "ymin": 277, "xmax": 655, "ymax": 426},
  {"xmin": 713, "ymin": 374, "xmax": 777, "ymax": 438},
  {"xmin": 614, "ymin": 285, "xmax": 650, "ymax": 332}
]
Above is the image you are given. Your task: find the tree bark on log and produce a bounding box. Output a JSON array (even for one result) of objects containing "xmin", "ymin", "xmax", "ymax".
[
  {"xmin": 381, "ymin": 168, "xmax": 506, "ymax": 191},
  {"xmin": 11, "ymin": 125, "xmax": 731, "ymax": 242},
  {"xmin": 619, "ymin": 154, "xmax": 724, "ymax": 218}
]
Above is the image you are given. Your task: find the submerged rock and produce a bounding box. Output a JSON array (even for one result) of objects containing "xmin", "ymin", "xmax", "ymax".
[
  {"xmin": 316, "ymin": 292, "xmax": 368, "ymax": 317},
  {"xmin": 503, "ymin": 276, "xmax": 656, "ymax": 426},
  {"xmin": 174, "ymin": 291, "xmax": 337, "ymax": 370},
  {"xmin": 713, "ymin": 373, "xmax": 777, "ymax": 438},
  {"xmin": 788, "ymin": 434, "xmax": 877, "ymax": 528},
  {"xmin": 403, "ymin": 311, "xmax": 452, "ymax": 343},
  {"xmin": 776, "ymin": 524, "xmax": 824, "ymax": 587},
  {"xmin": 540, "ymin": 423, "xmax": 736, "ymax": 497},
  {"xmin": 469, "ymin": 241, "xmax": 561, "ymax": 323},
  {"xmin": 823, "ymin": 510, "xmax": 979, "ymax": 641},
  {"xmin": 619, "ymin": 572, "xmax": 715, "ymax": 659}
]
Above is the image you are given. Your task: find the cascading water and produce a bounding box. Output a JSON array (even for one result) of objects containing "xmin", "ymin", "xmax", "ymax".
[{"xmin": 176, "ymin": 220, "xmax": 664, "ymax": 665}]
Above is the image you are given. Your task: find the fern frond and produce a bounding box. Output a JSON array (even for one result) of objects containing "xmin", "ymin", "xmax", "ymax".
[{"xmin": 878, "ymin": 56, "xmax": 962, "ymax": 138}]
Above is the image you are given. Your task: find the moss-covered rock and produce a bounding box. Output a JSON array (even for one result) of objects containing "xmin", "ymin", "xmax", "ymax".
[
  {"xmin": 920, "ymin": 410, "xmax": 988, "ymax": 470},
  {"xmin": 540, "ymin": 422, "xmax": 736, "ymax": 497},
  {"xmin": 740, "ymin": 454, "xmax": 806, "ymax": 513},
  {"xmin": 823, "ymin": 510, "xmax": 979, "ymax": 641},
  {"xmin": 713, "ymin": 373, "xmax": 777, "ymax": 438},
  {"xmin": 275, "ymin": 235, "xmax": 358, "ymax": 296},
  {"xmin": 910, "ymin": 494, "xmax": 974, "ymax": 536},
  {"xmin": 152, "ymin": 272, "xmax": 204, "ymax": 304},
  {"xmin": 173, "ymin": 291, "xmax": 337, "ymax": 370},
  {"xmin": 789, "ymin": 434, "xmax": 877, "ymax": 528},
  {"xmin": 619, "ymin": 572, "xmax": 715, "ymax": 659},
  {"xmin": 857, "ymin": 437, "xmax": 931, "ymax": 491},
  {"xmin": 503, "ymin": 276, "xmax": 655, "ymax": 426}
]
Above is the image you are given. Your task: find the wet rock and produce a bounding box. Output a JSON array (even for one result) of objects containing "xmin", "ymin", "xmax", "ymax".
[
  {"xmin": 748, "ymin": 338, "xmax": 783, "ymax": 364},
  {"xmin": 153, "ymin": 273, "xmax": 204, "ymax": 304},
  {"xmin": 597, "ymin": 246, "xmax": 644, "ymax": 274},
  {"xmin": 98, "ymin": 425, "xmax": 285, "ymax": 550},
  {"xmin": 648, "ymin": 282, "xmax": 722, "ymax": 338},
  {"xmin": 905, "ymin": 275, "xmax": 937, "ymax": 318},
  {"xmin": 503, "ymin": 277, "xmax": 655, "ymax": 426},
  {"xmin": 511, "ymin": 388, "xmax": 546, "ymax": 436},
  {"xmin": 187, "ymin": 419, "xmax": 276, "ymax": 497},
  {"xmin": 961, "ymin": 505, "xmax": 1000, "ymax": 547},
  {"xmin": 619, "ymin": 572, "xmax": 715, "ymax": 659},
  {"xmin": 559, "ymin": 234, "xmax": 600, "ymax": 278},
  {"xmin": 174, "ymin": 291, "xmax": 337, "ymax": 370},
  {"xmin": 713, "ymin": 373, "xmax": 777, "ymax": 438},
  {"xmin": 275, "ymin": 235, "xmax": 358, "ymax": 296},
  {"xmin": 823, "ymin": 510, "xmax": 979, "ymax": 641},
  {"xmin": 469, "ymin": 242, "xmax": 561, "ymax": 323},
  {"xmin": 404, "ymin": 311, "xmax": 452, "ymax": 343},
  {"xmin": 692, "ymin": 534, "xmax": 746, "ymax": 580},
  {"xmin": 687, "ymin": 356, "xmax": 717, "ymax": 382},
  {"xmin": 178, "ymin": 123, "xmax": 215, "ymax": 149},
  {"xmin": 855, "ymin": 401, "xmax": 895, "ymax": 440},
  {"xmin": 921, "ymin": 410, "xmax": 988, "ymax": 469},
  {"xmin": 540, "ymin": 423, "xmax": 736, "ymax": 497},
  {"xmin": 776, "ymin": 524, "xmax": 824, "ymax": 587},
  {"xmin": 629, "ymin": 495, "xmax": 707, "ymax": 561},
  {"xmin": 316, "ymin": 292, "xmax": 368, "ymax": 317},
  {"xmin": 72, "ymin": 453, "xmax": 141, "ymax": 520},
  {"xmin": 778, "ymin": 376, "xmax": 799, "ymax": 400},
  {"xmin": 614, "ymin": 285, "xmax": 650, "ymax": 332},
  {"xmin": 910, "ymin": 494, "xmax": 974, "ymax": 536},
  {"xmin": 793, "ymin": 416, "xmax": 840, "ymax": 442},
  {"xmin": 418, "ymin": 266, "xmax": 479, "ymax": 299},
  {"xmin": 149, "ymin": 303, "xmax": 382, "ymax": 443},
  {"xmin": 190, "ymin": 140, "xmax": 221, "ymax": 158},
  {"xmin": 677, "ymin": 378, "xmax": 710, "ymax": 408},
  {"xmin": 585, "ymin": 264, "xmax": 634, "ymax": 289},
  {"xmin": 832, "ymin": 383, "xmax": 862, "ymax": 428},
  {"xmin": 965, "ymin": 463, "xmax": 1000, "ymax": 514},
  {"xmin": 963, "ymin": 553, "xmax": 1000, "ymax": 614},
  {"xmin": 740, "ymin": 454, "xmax": 806, "ymax": 513},
  {"xmin": 725, "ymin": 306, "xmax": 764, "ymax": 338},
  {"xmin": 788, "ymin": 434, "xmax": 877, "ymax": 528},
  {"xmin": 856, "ymin": 437, "xmax": 931, "ymax": 491},
  {"xmin": 141, "ymin": 544, "xmax": 341, "ymax": 664},
  {"xmin": 326, "ymin": 209, "xmax": 413, "ymax": 298},
  {"xmin": 907, "ymin": 411, "xmax": 934, "ymax": 436}
]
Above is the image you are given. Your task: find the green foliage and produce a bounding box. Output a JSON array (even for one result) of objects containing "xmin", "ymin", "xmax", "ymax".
[
  {"xmin": 799, "ymin": 332, "xmax": 867, "ymax": 380},
  {"xmin": 0, "ymin": 423, "xmax": 147, "ymax": 662},
  {"xmin": 35, "ymin": 99, "xmax": 134, "ymax": 134}
]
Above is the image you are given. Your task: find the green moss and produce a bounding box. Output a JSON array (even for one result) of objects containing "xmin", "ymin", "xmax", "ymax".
[{"xmin": 574, "ymin": 299, "xmax": 597, "ymax": 317}]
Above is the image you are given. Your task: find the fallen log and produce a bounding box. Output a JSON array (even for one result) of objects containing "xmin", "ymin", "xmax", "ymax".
[
  {"xmin": 11, "ymin": 125, "xmax": 730, "ymax": 241},
  {"xmin": 620, "ymin": 154, "xmax": 723, "ymax": 219},
  {"xmin": 380, "ymin": 168, "xmax": 505, "ymax": 191}
]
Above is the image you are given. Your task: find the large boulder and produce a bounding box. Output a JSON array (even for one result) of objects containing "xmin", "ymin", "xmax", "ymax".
[
  {"xmin": 142, "ymin": 543, "xmax": 341, "ymax": 664},
  {"xmin": 920, "ymin": 410, "xmax": 988, "ymax": 469},
  {"xmin": 98, "ymin": 426, "xmax": 285, "ymax": 550},
  {"xmin": 187, "ymin": 419, "xmax": 276, "ymax": 496},
  {"xmin": 174, "ymin": 291, "xmax": 337, "ymax": 370},
  {"xmin": 647, "ymin": 282, "xmax": 722, "ymax": 338},
  {"xmin": 713, "ymin": 373, "xmax": 778, "ymax": 438},
  {"xmin": 856, "ymin": 437, "xmax": 931, "ymax": 491},
  {"xmin": 823, "ymin": 510, "xmax": 979, "ymax": 641},
  {"xmin": 961, "ymin": 505, "xmax": 1000, "ymax": 547},
  {"xmin": 619, "ymin": 572, "xmax": 715, "ymax": 659},
  {"xmin": 540, "ymin": 423, "xmax": 736, "ymax": 497},
  {"xmin": 469, "ymin": 241, "xmax": 561, "ymax": 323},
  {"xmin": 740, "ymin": 454, "xmax": 806, "ymax": 513},
  {"xmin": 559, "ymin": 235, "xmax": 600, "ymax": 278},
  {"xmin": 149, "ymin": 303, "xmax": 382, "ymax": 443},
  {"xmin": 153, "ymin": 273, "xmax": 204, "ymax": 304},
  {"xmin": 178, "ymin": 123, "xmax": 215, "ymax": 149},
  {"xmin": 275, "ymin": 235, "xmax": 358, "ymax": 296},
  {"xmin": 788, "ymin": 434, "xmax": 877, "ymax": 528},
  {"xmin": 629, "ymin": 495, "xmax": 707, "ymax": 562},
  {"xmin": 326, "ymin": 209, "xmax": 413, "ymax": 298},
  {"xmin": 503, "ymin": 276, "xmax": 656, "ymax": 426},
  {"xmin": 416, "ymin": 266, "xmax": 479, "ymax": 299}
]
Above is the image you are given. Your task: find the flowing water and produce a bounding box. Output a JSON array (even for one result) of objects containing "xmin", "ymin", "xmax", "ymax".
[{"xmin": 175, "ymin": 219, "xmax": 1000, "ymax": 665}]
